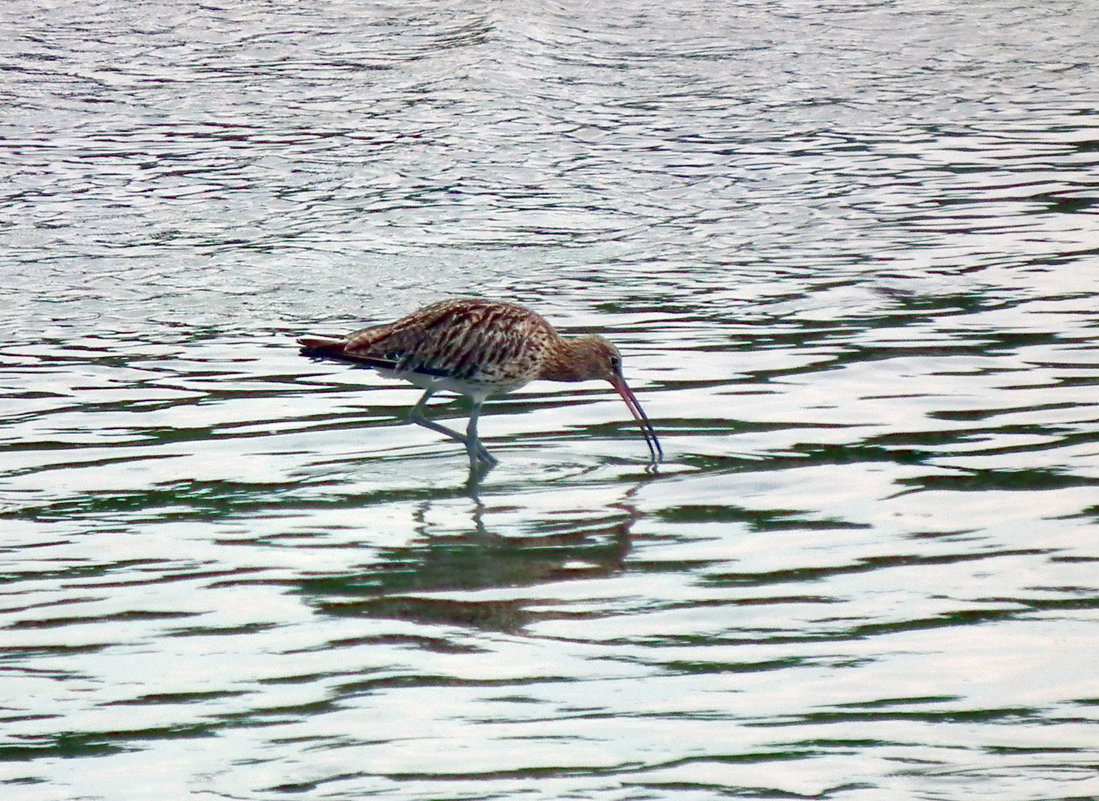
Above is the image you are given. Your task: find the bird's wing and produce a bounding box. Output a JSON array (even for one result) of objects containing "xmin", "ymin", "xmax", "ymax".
[
  {"xmin": 364, "ymin": 301, "xmax": 543, "ymax": 380},
  {"xmin": 300, "ymin": 299, "xmax": 547, "ymax": 383}
]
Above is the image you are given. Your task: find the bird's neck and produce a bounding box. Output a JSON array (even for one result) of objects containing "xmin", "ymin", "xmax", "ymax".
[{"xmin": 539, "ymin": 335, "xmax": 597, "ymax": 382}]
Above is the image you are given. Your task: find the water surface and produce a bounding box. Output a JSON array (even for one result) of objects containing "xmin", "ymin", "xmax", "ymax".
[{"xmin": 2, "ymin": 1, "xmax": 1098, "ymax": 799}]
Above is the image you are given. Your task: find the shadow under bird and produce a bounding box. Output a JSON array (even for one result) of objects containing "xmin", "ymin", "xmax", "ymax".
[{"xmin": 298, "ymin": 298, "xmax": 662, "ymax": 467}]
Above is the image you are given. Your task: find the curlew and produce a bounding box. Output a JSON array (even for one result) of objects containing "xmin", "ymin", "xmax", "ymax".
[{"xmin": 299, "ymin": 298, "xmax": 661, "ymax": 467}]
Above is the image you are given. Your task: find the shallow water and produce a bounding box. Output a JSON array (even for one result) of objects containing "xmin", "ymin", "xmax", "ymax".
[{"xmin": 2, "ymin": 1, "xmax": 1099, "ymax": 799}]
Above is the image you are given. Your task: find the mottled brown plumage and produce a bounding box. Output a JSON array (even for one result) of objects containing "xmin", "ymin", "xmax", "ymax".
[{"xmin": 299, "ymin": 298, "xmax": 661, "ymax": 467}]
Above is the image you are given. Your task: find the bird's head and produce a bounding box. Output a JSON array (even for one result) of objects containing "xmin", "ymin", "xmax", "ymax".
[{"xmin": 551, "ymin": 334, "xmax": 662, "ymax": 461}]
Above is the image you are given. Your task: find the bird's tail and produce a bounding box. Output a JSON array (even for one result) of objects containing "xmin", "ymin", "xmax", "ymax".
[{"xmin": 298, "ymin": 336, "xmax": 347, "ymax": 357}]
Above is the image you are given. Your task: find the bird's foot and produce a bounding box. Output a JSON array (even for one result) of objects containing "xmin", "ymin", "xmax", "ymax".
[{"xmin": 467, "ymin": 441, "xmax": 498, "ymax": 467}]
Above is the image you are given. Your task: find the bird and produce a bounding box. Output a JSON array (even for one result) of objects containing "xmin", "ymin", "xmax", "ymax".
[{"xmin": 298, "ymin": 298, "xmax": 662, "ymax": 468}]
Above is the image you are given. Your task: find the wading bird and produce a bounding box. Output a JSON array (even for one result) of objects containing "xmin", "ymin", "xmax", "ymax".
[{"xmin": 299, "ymin": 298, "xmax": 661, "ymax": 468}]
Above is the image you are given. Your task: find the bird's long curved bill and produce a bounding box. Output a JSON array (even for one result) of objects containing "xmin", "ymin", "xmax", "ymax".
[{"xmin": 611, "ymin": 376, "xmax": 663, "ymax": 462}]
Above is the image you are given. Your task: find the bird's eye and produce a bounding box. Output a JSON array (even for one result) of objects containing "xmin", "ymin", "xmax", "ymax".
[{"xmin": 610, "ymin": 356, "xmax": 622, "ymax": 373}]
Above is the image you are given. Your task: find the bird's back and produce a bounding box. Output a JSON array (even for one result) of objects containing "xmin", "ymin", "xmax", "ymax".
[{"xmin": 300, "ymin": 299, "xmax": 557, "ymax": 396}]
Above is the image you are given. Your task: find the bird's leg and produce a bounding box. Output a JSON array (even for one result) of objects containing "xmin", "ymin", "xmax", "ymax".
[
  {"xmin": 408, "ymin": 390, "xmax": 496, "ymax": 466},
  {"xmin": 465, "ymin": 400, "xmax": 497, "ymax": 466},
  {"xmin": 408, "ymin": 389, "xmax": 468, "ymax": 447}
]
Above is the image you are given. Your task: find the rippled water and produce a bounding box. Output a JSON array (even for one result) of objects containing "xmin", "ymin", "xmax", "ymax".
[{"xmin": 3, "ymin": 1, "xmax": 1099, "ymax": 799}]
